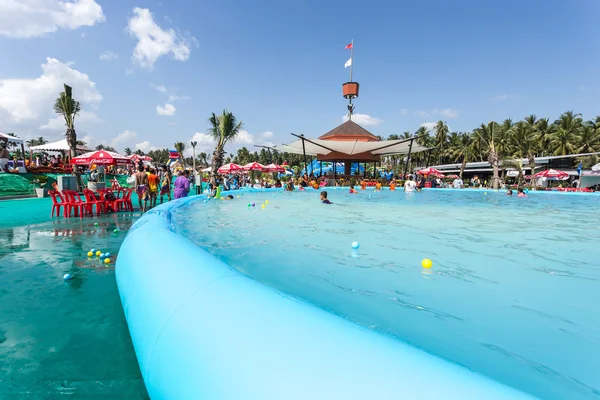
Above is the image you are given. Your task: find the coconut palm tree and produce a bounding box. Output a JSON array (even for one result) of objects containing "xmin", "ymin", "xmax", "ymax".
[
  {"xmin": 434, "ymin": 120, "xmax": 449, "ymax": 163},
  {"xmin": 53, "ymin": 84, "xmax": 80, "ymax": 160},
  {"xmin": 473, "ymin": 121, "xmax": 502, "ymax": 189},
  {"xmin": 506, "ymin": 121, "xmax": 538, "ymax": 181},
  {"xmin": 208, "ymin": 110, "xmax": 243, "ymax": 175},
  {"xmin": 448, "ymin": 133, "xmax": 473, "ymax": 178},
  {"xmin": 576, "ymin": 124, "xmax": 600, "ymax": 154},
  {"xmin": 174, "ymin": 142, "xmax": 186, "ymax": 166},
  {"xmin": 124, "ymin": 147, "xmax": 132, "ymax": 156},
  {"xmin": 549, "ymin": 111, "xmax": 582, "ymax": 155}
]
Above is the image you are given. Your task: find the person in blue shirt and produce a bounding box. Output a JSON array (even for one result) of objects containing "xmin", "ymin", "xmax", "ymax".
[{"xmin": 320, "ymin": 191, "xmax": 332, "ymax": 204}]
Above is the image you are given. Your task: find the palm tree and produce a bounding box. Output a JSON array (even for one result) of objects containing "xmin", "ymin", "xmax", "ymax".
[
  {"xmin": 36, "ymin": 136, "xmax": 48, "ymax": 146},
  {"xmin": 208, "ymin": 110, "xmax": 243, "ymax": 175},
  {"xmin": 534, "ymin": 118, "xmax": 553, "ymax": 154},
  {"xmin": 434, "ymin": 120, "xmax": 449, "ymax": 163},
  {"xmin": 124, "ymin": 147, "xmax": 132, "ymax": 156},
  {"xmin": 576, "ymin": 124, "xmax": 600, "ymax": 154},
  {"xmin": 549, "ymin": 111, "xmax": 582, "ymax": 155},
  {"xmin": 508, "ymin": 121, "xmax": 538, "ymax": 180},
  {"xmin": 53, "ymin": 84, "xmax": 80, "ymax": 160},
  {"xmin": 174, "ymin": 142, "xmax": 186, "ymax": 167},
  {"xmin": 448, "ymin": 133, "xmax": 473, "ymax": 178},
  {"xmin": 473, "ymin": 121, "xmax": 502, "ymax": 189}
]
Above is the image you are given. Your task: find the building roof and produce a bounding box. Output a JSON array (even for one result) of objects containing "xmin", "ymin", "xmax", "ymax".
[
  {"xmin": 29, "ymin": 138, "xmax": 90, "ymax": 153},
  {"xmin": 426, "ymin": 152, "xmax": 600, "ymax": 171},
  {"xmin": 275, "ymin": 137, "xmax": 428, "ymax": 158},
  {"xmin": 318, "ymin": 120, "xmax": 380, "ymax": 142}
]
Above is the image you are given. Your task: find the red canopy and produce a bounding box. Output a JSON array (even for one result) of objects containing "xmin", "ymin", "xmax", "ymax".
[
  {"xmin": 263, "ymin": 163, "xmax": 285, "ymax": 173},
  {"xmin": 446, "ymin": 174, "xmax": 460, "ymax": 179},
  {"xmin": 128, "ymin": 154, "xmax": 153, "ymax": 162},
  {"xmin": 534, "ymin": 169, "xmax": 569, "ymax": 179},
  {"xmin": 217, "ymin": 163, "xmax": 243, "ymax": 174},
  {"xmin": 243, "ymin": 162, "xmax": 265, "ymax": 171},
  {"xmin": 71, "ymin": 150, "xmax": 131, "ymax": 165},
  {"xmin": 417, "ymin": 167, "xmax": 442, "ymax": 176}
]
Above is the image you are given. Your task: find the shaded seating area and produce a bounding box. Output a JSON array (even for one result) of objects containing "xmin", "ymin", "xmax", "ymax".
[{"xmin": 48, "ymin": 188, "xmax": 134, "ymax": 218}]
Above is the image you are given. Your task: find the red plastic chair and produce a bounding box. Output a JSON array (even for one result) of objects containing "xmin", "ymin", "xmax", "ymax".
[
  {"xmin": 82, "ymin": 189, "xmax": 105, "ymax": 216},
  {"xmin": 63, "ymin": 190, "xmax": 90, "ymax": 218},
  {"xmin": 114, "ymin": 188, "xmax": 133, "ymax": 212},
  {"xmin": 48, "ymin": 190, "xmax": 67, "ymax": 217}
]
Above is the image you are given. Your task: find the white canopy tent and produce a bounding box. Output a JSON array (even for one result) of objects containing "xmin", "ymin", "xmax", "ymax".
[
  {"xmin": 29, "ymin": 138, "xmax": 90, "ymax": 153},
  {"xmin": 274, "ymin": 138, "xmax": 428, "ymax": 157},
  {"xmin": 0, "ymin": 132, "xmax": 24, "ymax": 145}
]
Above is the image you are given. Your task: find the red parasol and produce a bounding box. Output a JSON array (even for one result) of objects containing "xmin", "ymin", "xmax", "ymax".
[
  {"xmin": 534, "ymin": 169, "xmax": 569, "ymax": 180},
  {"xmin": 446, "ymin": 174, "xmax": 460, "ymax": 179},
  {"xmin": 128, "ymin": 154, "xmax": 153, "ymax": 162},
  {"xmin": 243, "ymin": 162, "xmax": 266, "ymax": 171},
  {"xmin": 417, "ymin": 167, "xmax": 443, "ymax": 176},
  {"xmin": 217, "ymin": 163, "xmax": 243, "ymax": 174},
  {"xmin": 71, "ymin": 150, "xmax": 131, "ymax": 165},
  {"xmin": 263, "ymin": 163, "xmax": 285, "ymax": 173}
]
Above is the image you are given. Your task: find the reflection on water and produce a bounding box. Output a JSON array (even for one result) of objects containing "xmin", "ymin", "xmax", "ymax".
[
  {"xmin": 175, "ymin": 190, "xmax": 600, "ymax": 400},
  {"xmin": 0, "ymin": 212, "xmax": 148, "ymax": 399}
]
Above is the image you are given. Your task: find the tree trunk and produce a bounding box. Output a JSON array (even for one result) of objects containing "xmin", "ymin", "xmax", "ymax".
[
  {"xmin": 488, "ymin": 149, "xmax": 499, "ymax": 189},
  {"xmin": 459, "ymin": 157, "xmax": 467, "ymax": 178},
  {"xmin": 66, "ymin": 128, "xmax": 81, "ymax": 190},
  {"xmin": 528, "ymin": 155, "xmax": 536, "ymax": 188}
]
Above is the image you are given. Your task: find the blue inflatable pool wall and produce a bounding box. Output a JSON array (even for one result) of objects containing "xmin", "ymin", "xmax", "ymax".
[{"xmin": 116, "ymin": 192, "xmax": 535, "ymax": 399}]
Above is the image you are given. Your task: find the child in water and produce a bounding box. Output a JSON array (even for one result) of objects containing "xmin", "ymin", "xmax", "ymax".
[
  {"xmin": 375, "ymin": 180, "xmax": 382, "ymax": 191},
  {"xmin": 320, "ymin": 191, "xmax": 332, "ymax": 204},
  {"xmin": 349, "ymin": 185, "xmax": 357, "ymax": 194},
  {"xmin": 360, "ymin": 179, "xmax": 367, "ymax": 190},
  {"xmin": 389, "ymin": 178, "xmax": 396, "ymax": 191},
  {"xmin": 517, "ymin": 188, "xmax": 528, "ymax": 197}
]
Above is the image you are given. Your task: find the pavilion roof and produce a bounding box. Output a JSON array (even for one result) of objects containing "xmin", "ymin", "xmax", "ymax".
[
  {"xmin": 275, "ymin": 137, "xmax": 428, "ymax": 157},
  {"xmin": 318, "ymin": 120, "xmax": 380, "ymax": 141}
]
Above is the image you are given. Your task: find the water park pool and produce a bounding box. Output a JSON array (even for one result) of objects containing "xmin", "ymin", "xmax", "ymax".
[
  {"xmin": 166, "ymin": 189, "xmax": 600, "ymax": 400},
  {"xmin": 0, "ymin": 198, "xmax": 147, "ymax": 398}
]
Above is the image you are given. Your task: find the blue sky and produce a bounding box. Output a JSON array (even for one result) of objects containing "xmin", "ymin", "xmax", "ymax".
[{"xmin": 0, "ymin": 0, "xmax": 599, "ymax": 157}]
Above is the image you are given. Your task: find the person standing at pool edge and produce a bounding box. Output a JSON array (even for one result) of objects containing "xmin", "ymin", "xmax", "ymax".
[
  {"xmin": 320, "ymin": 191, "xmax": 332, "ymax": 204},
  {"xmin": 134, "ymin": 165, "xmax": 149, "ymax": 213},
  {"xmin": 174, "ymin": 170, "xmax": 191, "ymax": 199}
]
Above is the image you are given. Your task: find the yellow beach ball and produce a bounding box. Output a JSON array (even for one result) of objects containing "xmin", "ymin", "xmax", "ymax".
[
  {"xmin": 261, "ymin": 204, "xmax": 265, "ymax": 209},
  {"xmin": 87, "ymin": 251, "xmax": 93, "ymax": 257},
  {"xmin": 104, "ymin": 258, "xmax": 111, "ymax": 264},
  {"xmin": 96, "ymin": 251, "xmax": 102, "ymax": 257},
  {"xmin": 421, "ymin": 258, "xmax": 432, "ymax": 269},
  {"xmin": 265, "ymin": 200, "xmax": 269, "ymax": 204}
]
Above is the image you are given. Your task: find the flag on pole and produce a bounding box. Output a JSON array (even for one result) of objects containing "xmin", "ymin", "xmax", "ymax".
[
  {"xmin": 344, "ymin": 58, "xmax": 352, "ymax": 68},
  {"xmin": 345, "ymin": 42, "xmax": 353, "ymax": 50}
]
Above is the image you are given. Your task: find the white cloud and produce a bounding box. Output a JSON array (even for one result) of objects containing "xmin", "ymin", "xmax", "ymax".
[
  {"xmin": 0, "ymin": 0, "xmax": 105, "ymax": 38},
  {"xmin": 135, "ymin": 140, "xmax": 158, "ymax": 153},
  {"xmin": 421, "ymin": 122, "xmax": 436, "ymax": 131},
  {"xmin": 187, "ymin": 132, "xmax": 215, "ymax": 155},
  {"xmin": 149, "ymin": 83, "xmax": 168, "ymax": 93},
  {"xmin": 0, "ymin": 58, "xmax": 102, "ymax": 128},
  {"xmin": 168, "ymin": 94, "xmax": 190, "ymax": 102},
  {"xmin": 40, "ymin": 111, "xmax": 102, "ymax": 130},
  {"xmin": 234, "ymin": 129, "xmax": 254, "ymax": 144},
  {"xmin": 400, "ymin": 108, "xmax": 409, "ymax": 116},
  {"xmin": 156, "ymin": 103, "xmax": 175, "ymax": 116},
  {"xmin": 80, "ymin": 32, "xmax": 86, "ymax": 38},
  {"xmin": 263, "ymin": 141, "xmax": 275, "ymax": 148},
  {"xmin": 433, "ymin": 108, "xmax": 459, "ymax": 118},
  {"xmin": 262, "ymin": 131, "xmax": 274, "ymax": 138},
  {"xmin": 127, "ymin": 7, "xmax": 195, "ymax": 69},
  {"xmin": 111, "ymin": 129, "xmax": 137, "ymax": 148},
  {"xmin": 99, "ymin": 51, "xmax": 118, "ymax": 62},
  {"xmin": 417, "ymin": 110, "xmax": 430, "ymax": 118},
  {"xmin": 490, "ymin": 94, "xmax": 508, "ymax": 101},
  {"xmin": 342, "ymin": 113, "xmax": 382, "ymax": 126}
]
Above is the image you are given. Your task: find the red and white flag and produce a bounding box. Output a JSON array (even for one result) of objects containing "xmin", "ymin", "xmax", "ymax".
[{"xmin": 345, "ymin": 42, "xmax": 353, "ymax": 50}]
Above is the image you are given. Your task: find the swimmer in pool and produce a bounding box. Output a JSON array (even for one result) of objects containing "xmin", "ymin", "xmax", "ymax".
[
  {"xmin": 224, "ymin": 195, "xmax": 234, "ymax": 200},
  {"xmin": 506, "ymin": 189, "xmax": 513, "ymax": 196},
  {"xmin": 349, "ymin": 185, "xmax": 357, "ymax": 194},
  {"xmin": 320, "ymin": 191, "xmax": 332, "ymax": 204}
]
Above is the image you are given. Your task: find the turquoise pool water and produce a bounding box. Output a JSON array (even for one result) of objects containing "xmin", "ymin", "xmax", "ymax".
[
  {"xmin": 0, "ymin": 198, "xmax": 148, "ymax": 398},
  {"xmin": 175, "ymin": 189, "xmax": 600, "ymax": 400}
]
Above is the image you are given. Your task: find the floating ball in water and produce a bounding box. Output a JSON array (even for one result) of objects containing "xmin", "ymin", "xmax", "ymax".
[
  {"xmin": 90, "ymin": 248, "xmax": 96, "ymax": 253},
  {"xmin": 87, "ymin": 251, "xmax": 93, "ymax": 257},
  {"xmin": 484, "ymin": 192, "xmax": 487, "ymax": 195},
  {"xmin": 273, "ymin": 194, "xmax": 276, "ymax": 197},
  {"xmin": 114, "ymin": 229, "xmax": 119, "ymax": 233},
  {"xmin": 95, "ymin": 251, "xmax": 101, "ymax": 257},
  {"xmin": 247, "ymin": 203, "xmax": 251, "ymax": 207},
  {"xmin": 351, "ymin": 241, "xmax": 360, "ymax": 250},
  {"xmin": 105, "ymin": 252, "xmax": 111, "ymax": 258},
  {"xmin": 220, "ymin": 197, "xmax": 224, "ymax": 200},
  {"xmin": 252, "ymin": 203, "xmax": 255, "ymax": 207},
  {"xmin": 237, "ymin": 195, "xmax": 240, "ymax": 198},
  {"xmin": 63, "ymin": 273, "xmax": 73, "ymax": 281},
  {"xmin": 94, "ymin": 223, "xmax": 98, "ymax": 226},
  {"xmin": 104, "ymin": 258, "xmax": 111, "ymax": 264},
  {"xmin": 421, "ymin": 258, "xmax": 432, "ymax": 269},
  {"xmin": 265, "ymin": 200, "xmax": 269, "ymax": 204},
  {"xmin": 203, "ymin": 200, "xmax": 207, "ymax": 203},
  {"xmin": 100, "ymin": 253, "xmax": 105, "ymax": 258},
  {"xmin": 261, "ymin": 204, "xmax": 265, "ymax": 209}
]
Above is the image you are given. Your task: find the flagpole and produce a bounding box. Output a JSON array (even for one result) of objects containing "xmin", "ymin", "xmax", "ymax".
[{"xmin": 350, "ymin": 39, "xmax": 354, "ymax": 82}]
